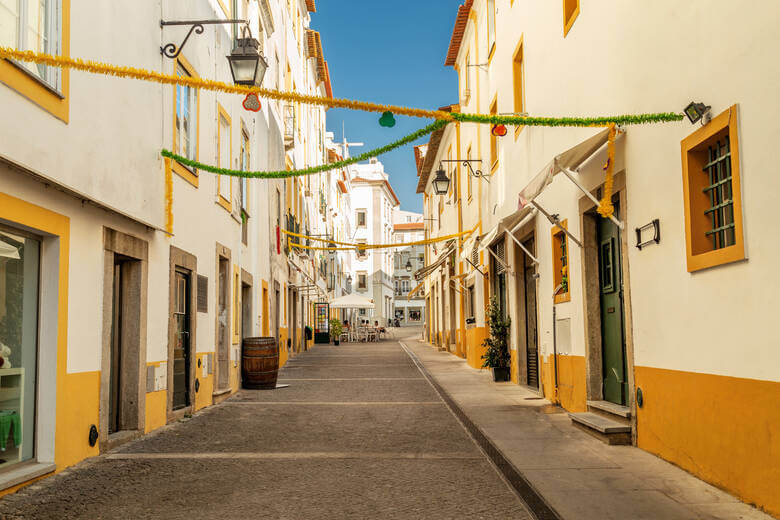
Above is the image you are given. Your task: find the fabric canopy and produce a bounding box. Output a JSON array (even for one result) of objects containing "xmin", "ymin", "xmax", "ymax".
[
  {"xmin": 328, "ymin": 293, "xmax": 375, "ymax": 309},
  {"xmin": 459, "ymin": 233, "xmax": 478, "ymax": 263},
  {"xmin": 414, "ymin": 246, "xmax": 454, "ymax": 281},
  {"xmin": 477, "ymin": 206, "xmax": 534, "ymax": 253},
  {"xmin": 518, "ymin": 127, "xmax": 611, "ymax": 204}
]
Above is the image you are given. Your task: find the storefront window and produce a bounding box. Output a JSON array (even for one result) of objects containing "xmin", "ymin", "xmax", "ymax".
[{"xmin": 0, "ymin": 227, "xmax": 39, "ymax": 469}]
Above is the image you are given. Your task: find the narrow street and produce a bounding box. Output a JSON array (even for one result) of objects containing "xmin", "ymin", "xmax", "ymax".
[{"xmin": 0, "ymin": 329, "xmax": 532, "ymax": 519}]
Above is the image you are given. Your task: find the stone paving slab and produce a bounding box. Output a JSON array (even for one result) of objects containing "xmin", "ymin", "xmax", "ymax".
[
  {"xmin": 0, "ymin": 458, "xmax": 532, "ymax": 520},
  {"xmin": 402, "ymin": 335, "xmax": 775, "ymax": 520},
  {"xmin": 278, "ymin": 364, "xmax": 421, "ymax": 379},
  {"xmin": 118, "ymin": 403, "xmax": 478, "ymax": 455},
  {"xmin": 233, "ymin": 378, "xmax": 440, "ymax": 402}
]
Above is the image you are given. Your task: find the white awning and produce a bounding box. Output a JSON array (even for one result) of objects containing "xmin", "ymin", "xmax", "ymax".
[
  {"xmin": 414, "ymin": 246, "xmax": 454, "ymax": 281},
  {"xmin": 459, "ymin": 233, "xmax": 478, "ymax": 263},
  {"xmin": 477, "ymin": 206, "xmax": 534, "ymax": 253},
  {"xmin": 328, "ymin": 293, "xmax": 375, "ymax": 309},
  {"xmin": 518, "ymin": 127, "xmax": 612, "ymax": 205}
]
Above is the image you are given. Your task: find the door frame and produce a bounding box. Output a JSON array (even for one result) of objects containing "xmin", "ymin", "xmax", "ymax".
[
  {"xmin": 167, "ymin": 246, "xmax": 197, "ymax": 423},
  {"xmin": 214, "ymin": 242, "xmax": 232, "ymax": 396},
  {"xmin": 100, "ymin": 227, "xmax": 148, "ymax": 452},
  {"xmin": 578, "ymin": 170, "xmax": 637, "ymax": 437}
]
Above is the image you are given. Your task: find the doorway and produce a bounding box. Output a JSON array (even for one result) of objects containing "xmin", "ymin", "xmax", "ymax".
[
  {"xmin": 598, "ymin": 201, "xmax": 627, "ymax": 405},
  {"xmin": 217, "ymin": 256, "xmax": 230, "ymax": 391},
  {"xmin": 522, "ymin": 238, "xmax": 539, "ymax": 389},
  {"xmin": 273, "ymin": 282, "xmax": 280, "ymax": 347},
  {"xmin": 241, "ymin": 282, "xmax": 252, "ymax": 340},
  {"xmin": 172, "ymin": 269, "xmax": 191, "ymax": 411},
  {"xmin": 108, "ymin": 257, "xmax": 125, "ymax": 434}
]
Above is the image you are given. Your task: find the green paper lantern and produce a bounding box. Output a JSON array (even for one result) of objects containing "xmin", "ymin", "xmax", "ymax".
[{"xmin": 379, "ymin": 111, "xmax": 396, "ymax": 128}]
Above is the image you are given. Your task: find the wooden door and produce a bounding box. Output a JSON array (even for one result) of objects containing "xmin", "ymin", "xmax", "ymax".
[
  {"xmin": 172, "ymin": 270, "xmax": 191, "ymax": 410},
  {"xmin": 598, "ymin": 202, "xmax": 627, "ymax": 405},
  {"xmin": 109, "ymin": 260, "xmax": 123, "ymax": 433},
  {"xmin": 523, "ymin": 239, "xmax": 539, "ymax": 388},
  {"xmin": 217, "ymin": 258, "xmax": 229, "ymax": 390}
]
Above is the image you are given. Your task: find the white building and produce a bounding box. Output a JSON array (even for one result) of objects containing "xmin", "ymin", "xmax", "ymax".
[
  {"xmin": 348, "ymin": 158, "xmax": 399, "ymax": 324},
  {"xmin": 392, "ymin": 210, "xmax": 425, "ymax": 327}
]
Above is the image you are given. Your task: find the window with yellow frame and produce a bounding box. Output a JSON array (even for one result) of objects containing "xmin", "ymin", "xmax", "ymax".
[
  {"xmin": 232, "ymin": 266, "xmax": 240, "ymax": 344},
  {"xmin": 217, "ymin": 104, "xmax": 232, "ymax": 212},
  {"xmin": 551, "ymin": 220, "xmax": 571, "ymax": 304},
  {"xmin": 681, "ymin": 104, "xmax": 745, "ymax": 273},
  {"xmin": 512, "ymin": 38, "xmax": 525, "ymax": 137},
  {"xmin": 172, "ymin": 57, "xmax": 200, "ymax": 186},
  {"xmin": 466, "ymin": 145, "xmax": 473, "ymax": 201},
  {"xmin": 563, "ymin": 0, "xmax": 580, "ymax": 37},
  {"xmin": 486, "ymin": 0, "xmax": 496, "ymax": 59},
  {"xmin": 490, "ymin": 98, "xmax": 499, "ymax": 172}
]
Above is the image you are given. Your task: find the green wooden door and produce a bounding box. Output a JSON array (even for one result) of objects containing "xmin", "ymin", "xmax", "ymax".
[{"xmin": 598, "ymin": 204, "xmax": 627, "ymax": 405}]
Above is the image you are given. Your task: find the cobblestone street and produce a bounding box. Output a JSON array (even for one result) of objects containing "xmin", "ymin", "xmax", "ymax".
[{"xmin": 0, "ymin": 332, "xmax": 533, "ymax": 519}]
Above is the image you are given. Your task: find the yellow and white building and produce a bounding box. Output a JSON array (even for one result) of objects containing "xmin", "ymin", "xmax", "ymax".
[
  {"xmin": 419, "ymin": 0, "xmax": 780, "ymax": 515},
  {"xmin": 0, "ymin": 0, "xmax": 341, "ymax": 495}
]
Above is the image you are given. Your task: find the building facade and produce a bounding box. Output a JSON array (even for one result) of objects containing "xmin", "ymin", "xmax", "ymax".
[
  {"xmin": 391, "ymin": 210, "xmax": 425, "ymax": 327},
  {"xmin": 0, "ymin": 0, "xmax": 350, "ymax": 495},
  {"xmin": 349, "ymin": 157, "xmax": 400, "ymax": 324},
  {"xmin": 417, "ymin": 1, "xmax": 780, "ymax": 516}
]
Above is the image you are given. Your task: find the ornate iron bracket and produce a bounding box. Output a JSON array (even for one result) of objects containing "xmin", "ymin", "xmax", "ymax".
[
  {"xmin": 439, "ymin": 159, "xmax": 489, "ymax": 183},
  {"xmin": 160, "ymin": 19, "xmax": 249, "ymax": 59}
]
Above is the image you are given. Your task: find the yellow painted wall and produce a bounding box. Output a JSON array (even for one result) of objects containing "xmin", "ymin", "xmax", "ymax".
[
  {"xmin": 279, "ymin": 327, "xmax": 288, "ymax": 367},
  {"xmin": 540, "ymin": 354, "xmax": 587, "ymax": 412},
  {"xmin": 230, "ymin": 357, "xmax": 240, "ymax": 392},
  {"xmin": 635, "ymin": 366, "xmax": 780, "ymax": 517},
  {"xmin": 194, "ymin": 352, "xmax": 214, "ymax": 411},
  {"xmin": 510, "ymin": 349, "xmax": 519, "ymax": 384},
  {"xmin": 56, "ymin": 371, "xmax": 101, "ymax": 469},
  {"xmin": 465, "ymin": 326, "xmax": 488, "ymax": 369},
  {"xmin": 144, "ymin": 390, "xmax": 167, "ymax": 433}
]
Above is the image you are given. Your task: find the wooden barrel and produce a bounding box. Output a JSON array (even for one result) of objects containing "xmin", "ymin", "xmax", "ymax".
[{"xmin": 241, "ymin": 337, "xmax": 279, "ymax": 390}]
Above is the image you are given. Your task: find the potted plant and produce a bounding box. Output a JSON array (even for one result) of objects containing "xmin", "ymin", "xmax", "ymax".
[
  {"xmin": 329, "ymin": 319, "xmax": 343, "ymax": 346},
  {"xmin": 481, "ymin": 296, "xmax": 511, "ymax": 382}
]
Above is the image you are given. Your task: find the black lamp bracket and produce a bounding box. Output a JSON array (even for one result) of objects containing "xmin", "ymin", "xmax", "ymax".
[
  {"xmin": 160, "ymin": 19, "xmax": 250, "ymax": 59},
  {"xmin": 439, "ymin": 159, "xmax": 489, "ymax": 183}
]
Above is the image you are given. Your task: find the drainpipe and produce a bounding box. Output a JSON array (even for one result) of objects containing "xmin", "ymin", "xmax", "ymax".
[{"xmin": 551, "ymin": 284, "xmax": 564, "ymax": 402}]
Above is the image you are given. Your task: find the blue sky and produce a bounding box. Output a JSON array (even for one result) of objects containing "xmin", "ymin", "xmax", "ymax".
[{"xmin": 312, "ymin": 2, "xmax": 459, "ymax": 213}]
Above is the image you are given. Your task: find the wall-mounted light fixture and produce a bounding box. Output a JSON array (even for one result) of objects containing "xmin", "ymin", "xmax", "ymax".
[
  {"xmin": 684, "ymin": 102, "xmax": 711, "ymax": 125},
  {"xmin": 405, "ymin": 259, "xmax": 413, "ymax": 272},
  {"xmin": 161, "ymin": 19, "xmax": 248, "ymax": 59},
  {"xmin": 227, "ymin": 26, "xmax": 268, "ymax": 86},
  {"xmin": 432, "ymin": 167, "xmax": 451, "ymax": 195},
  {"xmin": 439, "ymin": 159, "xmax": 489, "ymax": 184}
]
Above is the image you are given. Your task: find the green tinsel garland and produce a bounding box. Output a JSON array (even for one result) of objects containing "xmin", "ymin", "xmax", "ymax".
[
  {"xmin": 451, "ymin": 111, "xmax": 684, "ymax": 127},
  {"xmin": 161, "ymin": 120, "xmax": 447, "ymax": 179}
]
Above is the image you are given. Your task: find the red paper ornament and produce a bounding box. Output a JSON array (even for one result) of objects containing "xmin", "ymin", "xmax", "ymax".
[
  {"xmin": 491, "ymin": 124, "xmax": 508, "ymax": 137},
  {"xmin": 243, "ymin": 93, "xmax": 261, "ymax": 112}
]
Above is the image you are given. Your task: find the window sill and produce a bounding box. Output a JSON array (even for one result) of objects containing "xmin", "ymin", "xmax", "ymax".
[
  {"xmin": 554, "ymin": 292, "xmax": 571, "ymax": 304},
  {"xmin": 171, "ymin": 160, "xmax": 199, "ymax": 187},
  {"xmin": 514, "ymin": 125, "xmax": 526, "ymax": 140},
  {"xmin": 217, "ymin": 196, "xmax": 232, "ymax": 213},
  {"xmin": 687, "ymin": 244, "xmax": 746, "ymax": 273},
  {"xmin": 0, "ymin": 461, "xmax": 56, "ymax": 492},
  {"xmin": 0, "ymin": 58, "xmax": 69, "ymax": 123}
]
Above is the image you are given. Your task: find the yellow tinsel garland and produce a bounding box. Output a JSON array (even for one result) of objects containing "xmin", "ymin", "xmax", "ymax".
[
  {"xmin": 281, "ymin": 224, "xmax": 478, "ymax": 250},
  {"xmin": 597, "ymin": 124, "xmax": 617, "ymax": 218}
]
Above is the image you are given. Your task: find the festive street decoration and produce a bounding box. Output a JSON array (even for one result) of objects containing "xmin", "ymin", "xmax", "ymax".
[
  {"xmin": 281, "ymin": 223, "xmax": 479, "ymax": 250},
  {"xmin": 379, "ymin": 111, "xmax": 396, "ymax": 127},
  {"xmin": 597, "ymin": 124, "xmax": 618, "ymax": 219},
  {"xmin": 162, "ymin": 120, "xmax": 447, "ymax": 178},
  {"xmin": 491, "ymin": 123, "xmax": 508, "ymax": 137},
  {"xmin": 0, "ymin": 48, "xmax": 686, "ymax": 127},
  {"xmin": 242, "ymin": 93, "xmax": 261, "ymax": 112}
]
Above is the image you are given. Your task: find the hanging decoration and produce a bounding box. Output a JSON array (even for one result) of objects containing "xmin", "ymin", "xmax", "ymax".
[
  {"xmin": 242, "ymin": 93, "xmax": 261, "ymax": 112},
  {"xmin": 162, "ymin": 120, "xmax": 447, "ymax": 178},
  {"xmin": 0, "ymin": 48, "xmax": 686, "ymax": 127},
  {"xmin": 281, "ymin": 223, "xmax": 479, "ymax": 250},
  {"xmin": 491, "ymin": 123, "xmax": 508, "ymax": 137},
  {"xmin": 379, "ymin": 111, "xmax": 396, "ymax": 128},
  {"xmin": 597, "ymin": 123, "xmax": 618, "ymax": 219}
]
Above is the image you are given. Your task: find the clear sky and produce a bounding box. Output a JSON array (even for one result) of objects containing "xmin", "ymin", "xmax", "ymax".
[{"xmin": 312, "ymin": 1, "xmax": 459, "ymax": 214}]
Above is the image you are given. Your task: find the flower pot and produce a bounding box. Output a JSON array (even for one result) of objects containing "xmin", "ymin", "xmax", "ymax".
[
  {"xmin": 333, "ymin": 339, "xmax": 340, "ymax": 346},
  {"xmin": 491, "ymin": 367, "xmax": 510, "ymax": 382}
]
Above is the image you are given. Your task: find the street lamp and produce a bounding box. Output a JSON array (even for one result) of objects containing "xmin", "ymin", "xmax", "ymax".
[
  {"xmin": 405, "ymin": 259, "xmax": 413, "ymax": 272},
  {"xmin": 684, "ymin": 102, "xmax": 711, "ymax": 125},
  {"xmin": 227, "ymin": 27, "xmax": 268, "ymax": 86},
  {"xmin": 432, "ymin": 167, "xmax": 450, "ymax": 195}
]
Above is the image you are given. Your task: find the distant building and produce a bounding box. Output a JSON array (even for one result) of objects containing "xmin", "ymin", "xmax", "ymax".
[{"xmin": 392, "ymin": 212, "xmax": 425, "ymax": 326}]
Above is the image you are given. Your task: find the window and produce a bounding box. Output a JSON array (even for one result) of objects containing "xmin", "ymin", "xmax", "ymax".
[
  {"xmin": 462, "ymin": 51, "xmax": 471, "ymax": 103},
  {"xmin": 356, "ymin": 210, "xmax": 366, "ymax": 227},
  {"xmin": 217, "ymin": 105, "xmax": 232, "ymax": 211},
  {"xmin": 486, "ymin": 0, "xmax": 496, "ymax": 58},
  {"xmin": 490, "ymin": 98, "xmax": 498, "ymax": 172},
  {"xmin": 357, "ymin": 273, "xmax": 367, "ymax": 290},
  {"xmin": 356, "ymin": 240, "xmax": 367, "ymax": 260},
  {"xmin": 232, "ymin": 266, "xmax": 239, "ymax": 343},
  {"xmin": 563, "ymin": 0, "xmax": 579, "ymax": 36},
  {"xmin": 172, "ymin": 58, "xmax": 199, "ymax": 186},
  {"xmin": 466, "ymin": 283, "xmax": 475, "ymax": 320},
  {"xmin": 466, "ymin": 145, "xmax": 473, "ymax": 200},
  {"xmin": 1, "ymin": 0, "xmax": 60, "ymax": 88},
  {"xmin": 681, "ymin": 105, "xmax": 744, "ymax": 272},
  {"xmin": 239, "ymin": 128, "xmax": 250, "ymax": 244},
  {"xmin": 551, "ymin": 220, "xmax": 571, "ymax": 303},
  {"xmin": 0, "ymin": 226, "xmax": 40, "ymax": 469},
  {"xmin": 512, "ymin": 38, "xmax": 525, "ymax": 136}
]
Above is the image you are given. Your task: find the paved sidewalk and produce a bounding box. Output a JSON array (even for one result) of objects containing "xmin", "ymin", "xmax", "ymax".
[{"xmin": 401, "ymin": 332, "xmax": 774, "ymax": 520}]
